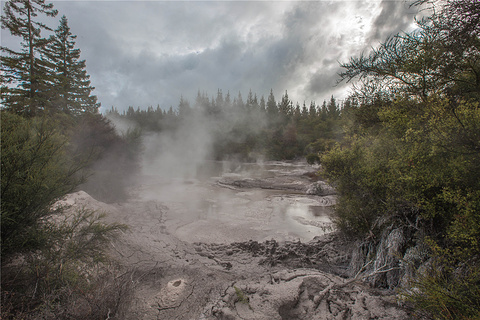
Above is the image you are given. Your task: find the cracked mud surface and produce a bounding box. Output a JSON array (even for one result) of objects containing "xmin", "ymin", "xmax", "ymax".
[{"xmin": 63, "ymin": 162, "xmax": 412, "ymax": 319}]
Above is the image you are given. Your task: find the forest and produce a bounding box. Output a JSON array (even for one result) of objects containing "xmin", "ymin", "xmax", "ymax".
[
  {"xmin": 106, "ymin": 90, "xmax": 346, "ymax": 162},
  {"xmin": 1, "ymin": 0, "xmax": 479, "ymax": 319}
]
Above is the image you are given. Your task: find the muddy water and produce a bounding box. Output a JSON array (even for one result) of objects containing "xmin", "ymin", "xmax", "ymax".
[{"xmin": 135, "ymin": 161, "xmax": 334, "ymax": 243}]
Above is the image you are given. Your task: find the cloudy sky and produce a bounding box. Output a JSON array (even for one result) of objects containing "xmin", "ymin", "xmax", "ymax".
[{"xmin": 1, "ymin": 0, "xmax": 421, "ymax": 113}]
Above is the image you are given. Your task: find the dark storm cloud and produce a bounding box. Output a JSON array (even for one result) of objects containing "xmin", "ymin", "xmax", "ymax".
[
  {"xmin": 368, "ymin": 0, "xmax": 418, "ymax": 43},
  {"xmin": 2, "ymin": 1, "xmax": 422, "ymax": 111}
]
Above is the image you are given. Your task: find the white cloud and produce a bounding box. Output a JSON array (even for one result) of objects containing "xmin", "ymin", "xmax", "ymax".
[{"xmin": 2, "ymin": 0, "xmax": 421, "ymax": 111}]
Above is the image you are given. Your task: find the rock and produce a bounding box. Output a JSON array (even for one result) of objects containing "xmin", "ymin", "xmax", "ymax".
[{"xmin": 306, "ymin": 181, "xmax": 336, "ymax": 196}]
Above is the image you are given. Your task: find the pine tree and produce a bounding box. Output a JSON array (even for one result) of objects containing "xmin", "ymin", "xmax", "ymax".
[
  {"xmin": 309, "ymin": 101, "xmax": 317, "ymax": 117},
  {"xmin": 42, "ymin": 15, "xmax": 99, "ymax": 114},
  {"xmin": 1, "ymin": 0, "xmax": 58, "ymax": 115},
  {"xmin": 246, "ymin": 89, "xmax": 254, "ymax": 110},
  {"xmin": 301, "ymin": 101, "xmax": 309, "ymax": 117},
  {"xmin": 266, "ymin": 89, "xmax": 277, "ymax": 116},
  {"xmin": 224, "ymin": 91, "xmax": 231, "ymax": 109},
  {"xmin": 294, "ymin": 102, "xmax": 301, "ymax": 122},
  {"xmin": 327, "ymin": 95, "xmax": 338, "ymax": 119},
  {"xmin": 320, "ymin": 101, "xmax": 328, "ymax": 120},
  {"xmin": 234, "ymin": 91, "xmax": 244, "ymax": 109},
  {"xmin": 252, "ymin": 93, "xmax": 259, "ymax": 109},
  {"xmin": 215, "ymin": 89, "xmax": 224, "ymax": 107},
  {"xmin": 278, "ymin": 90, "xmax": 292, "ymax": 116},
  {"xmin": 259, "ymin": 95, "xmax": 266, "ymax": 113},
  {"xmin": 177, "ymin": 95, "xmax": 190, "ymax": 118}
]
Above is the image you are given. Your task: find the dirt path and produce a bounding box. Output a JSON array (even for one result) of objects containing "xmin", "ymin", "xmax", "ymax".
[{"xmin": 63, "ymin": 163, "xmax": 412, "ymax": 319}]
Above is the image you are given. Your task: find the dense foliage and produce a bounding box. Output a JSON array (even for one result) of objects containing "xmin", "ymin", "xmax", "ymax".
[
  {"xmin": 1, "ymin": 112, "xmax": 81, "ymax": 254},
  {"xmin": 322, "ymin": 0, "xmax": 480, "ymax": 318}
]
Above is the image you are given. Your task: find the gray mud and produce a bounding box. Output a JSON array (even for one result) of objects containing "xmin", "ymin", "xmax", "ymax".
[{"xmin": 61, "ymin": 161, "xmax": 412, "ymax": 319}]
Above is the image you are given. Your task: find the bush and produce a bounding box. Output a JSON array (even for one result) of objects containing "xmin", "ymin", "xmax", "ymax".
[
  {"xmin": 1, "ymin": 112, "xmax": 83, "ymax": 255},
  {"xmin": 1, "ymin": 208, "xmax": 128, "ymax": 319},
  {"xmin": 1, "ymin": 111, "xmax": 131, "ymax": 319},
  {"xmin": 403, "ymin": 252, "xmax": 480, "ymax": 320},
  {"xmin": 306, "ymin": 153, "xmax": 320, "ymax": 165}
]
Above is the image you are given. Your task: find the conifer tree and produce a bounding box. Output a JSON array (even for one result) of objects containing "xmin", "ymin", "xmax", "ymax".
[
  {"xmin": 294, "ymin": 102, "xmax": 301, "ymax": 122},
  {"xmin": 301, "ymin": 101, "xmax": 309, "ymax": 117},
  {"xmin": 320, "ymin": 101, "xmax": 328, "ymax": 120},
  {"xmin": 259, "ymin": 95, "xmax": 266, "ymax": 113},
  {"xmin": 278, "ymin": 90, "xmax": 292, "ymax": 117},
  {"xmin": 246, "ymin": 89, "xmax": 255, "ymax": 110},
  {"xmin": 235, "ymin": 91, "xmax": 244, "ymax": 109},
  {"xmin": 266, "ymin": 89, "xmax": 277, "ymax": 116},
  {"xmin": 309, "ymin": 101, "xmax": 317, "ymax": 117},
  {"xmin": 327, "ymin": 95, "xmax": 338, "ymax": 119},
  {"xmin": 215, "ymin": 88, "xmax": 224, "ymax": 107},
  {"xmin": 252, "ymin": 93, "xmax": 259, "ymax": 109},
  {"xmin": 177, "ymin": 95, "xmax": 190, "ymax": 118},
  {"xmin": 43, "ymin": 15, "xmax": 99, "ymax": 114},
  {"xmin": 1, "ymin": 0, "xmax": 58, "ymax": 115},
  {"xmin": 224, "ymin": 91, "xmax": 231, "ymax": 109}
]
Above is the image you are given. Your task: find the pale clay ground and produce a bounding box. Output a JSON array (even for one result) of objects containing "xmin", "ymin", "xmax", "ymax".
[{"xmin": 59, "ymin": 162, "xmax": 411, "ymax": 319}]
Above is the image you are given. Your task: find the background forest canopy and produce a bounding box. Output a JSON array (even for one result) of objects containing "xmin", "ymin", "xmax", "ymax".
[{"xmin": 107, "ymin": 89, "xmax": 347, "ymax": 161}]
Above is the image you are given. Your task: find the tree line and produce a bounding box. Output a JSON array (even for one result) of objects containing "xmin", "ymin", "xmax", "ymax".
[{"xmin": 108, "ymin": 90, "xmax": 349, "ymax": 161}]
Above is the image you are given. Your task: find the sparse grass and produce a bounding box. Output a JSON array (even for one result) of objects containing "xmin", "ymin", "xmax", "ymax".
[
  {"xmin": 401, "ymin": 256, "xmax": 480, "ymax": 320},
  {"xmin": 1, "ymin": 207, "xmax": 130, "ymax": 320},
  {"xmin": 234, "ymin": 286, "xmax": 249, "ymax": 304},
  {"xmin": 234, "ymin": 286, "xmax": 253, "ymax": 311}
]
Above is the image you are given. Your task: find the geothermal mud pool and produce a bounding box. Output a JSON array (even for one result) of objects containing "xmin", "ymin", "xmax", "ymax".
[
  {"xmin": 136, "ymin": 162, "xmax": 335, "ymax": 243},
  {"xmin": 63, "ymin": 161, "xmax": 412, "ymax": 319}
]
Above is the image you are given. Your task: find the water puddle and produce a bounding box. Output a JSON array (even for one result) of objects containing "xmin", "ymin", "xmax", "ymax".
[{"xmin": 137, "ymin": 161, "xmax": 334, "ymax": 243}]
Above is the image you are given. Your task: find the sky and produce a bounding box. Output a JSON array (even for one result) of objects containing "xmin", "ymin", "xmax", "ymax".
[{"xmin": 1, "ymin": 0, "xmax": 421, "ymax": 113}]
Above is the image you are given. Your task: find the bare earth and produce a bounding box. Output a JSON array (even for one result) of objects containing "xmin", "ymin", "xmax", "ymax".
[{"xmin": 61, "ymin": 162, "xmax": 411, "ymax": 319}]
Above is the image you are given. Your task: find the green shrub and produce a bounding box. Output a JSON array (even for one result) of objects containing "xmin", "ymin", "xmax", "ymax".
[
  {"xmin": 306, "ymin": 153, "xmax": 320, "ymax": 165},
  {"xmin": 1, "ymin": 112, "xmax": 84, "ymax": 255},
  {"xmin": 1, "ymin": 111, "xmax": 131, "ymax": 318},
  {"xmin": 402, "ymin": 252, "xmax": 480, "ymax": 320},
  {"xmin": 1, "ymin": 207, "xmax": 128, "ymax": 319}
]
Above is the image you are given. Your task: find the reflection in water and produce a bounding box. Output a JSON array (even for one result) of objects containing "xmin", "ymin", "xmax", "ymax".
[
  {"xmin": 309, "ymin": 205, "xmax": 332, "ymax": 218},
  {"xmin": 138, "ymin": 161, "xmax": 335, "ymax": 242}
]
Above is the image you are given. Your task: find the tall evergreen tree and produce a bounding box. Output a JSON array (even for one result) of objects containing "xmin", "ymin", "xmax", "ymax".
[
  {"xmin": 327, "ymin": 95, "xmax": 338, "ymax": 119},
  {"xmin": 224, "ymin": 91, "xmax": 231, "ymax": 109},
  {"xmin": 177, "ymin": 95, "xmax": 191, "ymax": 118},
  {"xmin": 215, "ymin": 88, "xmax": 224, "ymax": 107},
  {"xmin": 266, "ymin": 89, "xmax": 277, "ymax": 116},
  {"xmin": 234, "ymin": 91, "xmax": 244, "ymax": 109},
  {"xmin": 320, "ymin": 101, "xmax": 328, "ymax": 120},
  {"xmin": 1, "ymin": 0, "xmax": 58, "ymax": 115},
  {"xmin": 301, "ymin": 101, "xmax": 309, "ymax": 117},
  {"xmin": 309, "ymin": 101, "xmax": 317, "ymax": 117},
  {"xmin": 278, "ymin": 90, "xmax": 292, "ymax": 117},
  {"xmin": 259, "ymin": 95, "xmax": 266, "ymax": 113},
  {"xmin": 42, "ymin": 15, "xmax": 99, "ymax": 114},
  {"xmin": 246, "ymin": 89, "xmax": 255, "ymax": 110}
]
